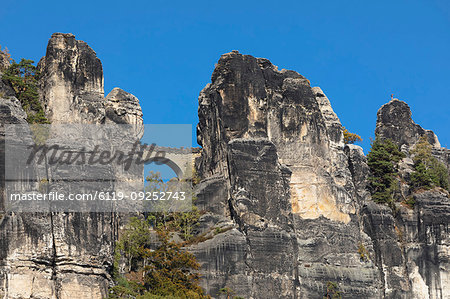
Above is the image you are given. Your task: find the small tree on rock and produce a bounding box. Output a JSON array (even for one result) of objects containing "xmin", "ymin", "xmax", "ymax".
[
  {"xmin": 343, "ymin": 127, "xmax": 362, "ymax": 144},
  {"xmin": 410, "ymin": 136, "xmax": 449, "ymax": 190},
  {"xmin": 367, "ymin": 137, "xmax": 405, "ymax": 204},
  {"xmin": 3, "ymin": 59, "xmax": 49, "ymax": 123}
]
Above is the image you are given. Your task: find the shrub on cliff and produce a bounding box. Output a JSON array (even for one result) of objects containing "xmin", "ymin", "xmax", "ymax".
[
  {"xmin": 343, "ymin": 127, "xmax": 362, "ymax": 144},
  {"xmin": 410, "ymin": 136, "xmax": 449, "ymax": 190},
  {"xmin": 0, "ymin": 45, "xmax": 12, "ymax": 71},
  {"xmin": 367, "ymin": 137, "xmax": 405, "ymax": 204},
  {"xmin": 323, "ymin": 281, "xmax": 342, "ymax": 299},
  {"xmin": 3, "ymin": 59, "xmax": 49, "ymax": 123},
  {"xmin": 141, "ymin": 229, "xmax": 205, "ymax": 298}
]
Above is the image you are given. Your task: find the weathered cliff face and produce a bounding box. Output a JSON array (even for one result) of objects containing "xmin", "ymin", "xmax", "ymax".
[
  {"xmin": 197, "ymin": 52, "xmax": 355, "ymax": 224},
  {"xmin": 105, "ymin": 87, "xmax": 144, "ymax": 137},
  {"xmin": 37, "ymin": 33, "xmax": 144, "ymax": 130},
  {"xmin": 405, "ymin": 191, "xmax": 450, "ymax": 299},
  {"xmin": 0, "ymin": 212, "xmax": 118, "ymax": 299},
  {"xmin": 192, "ymin": 52, "xmax": 450, "ymax": 299},
  {"xmin": 376, "ymin": 98, "xmax": 450, "ymax": 175},
  {"xmin": 0, "ymin": 34, "xmax": 143, "ymax": 299},
  {"xmin": 1, "ymin": 35, "xmax": 449, "ymax": 299},
  {"xmin": 0, "ymin": 71, "xmax": 29, "ymax": 214},
  {"xmin": 361, "ymin": 178, "xmax": 450, "ymax": 299},
  {"xmin": 0, "ymin": 96, "xmax": 27, "ymax": 125},
  {"xmin": 193, "ymin": 51, "xmax": 382, "ymax": 298}
]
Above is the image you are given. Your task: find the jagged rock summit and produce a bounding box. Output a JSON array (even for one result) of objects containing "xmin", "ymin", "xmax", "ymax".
[
  {"xmin": 376, "ymin": 98, "xmax": 440, "ymax": 148},
  {"xmin": 38, "ymin": 33, "xmax": 105, "ymax": 123},
  {"xmin": 193, "ymin": 51, "xmax": 450, "ymax": 299},
  {"xmin": 194, "ymin": 50, "xmax": 381, "ymax": 298},
  {"xmin": 105, "ymin": 87, "xmax": 144, "ymax": 137},
  {"xmin": 38, "ymin": 32, "xmax": 143, "ymax": 127},
  {"xmin": 197, "ymin": 51, "xmax": 355, "ymax": 223}
]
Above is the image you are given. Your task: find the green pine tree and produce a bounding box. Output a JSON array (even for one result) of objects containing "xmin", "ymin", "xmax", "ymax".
[
  {"xmin": 109, "ymin": 172, "xmax": 208, "ymax": 299},
  {"xmin": 3, "ymin": 59, "xmax": 49, "ymax": 124},
  {"xmin": 410, "ymin": 136, "xmax": 449, "ymax": 190},
  {"xmin": 367, "ymin": 137, "xmax": 405, "ymax": 204}
]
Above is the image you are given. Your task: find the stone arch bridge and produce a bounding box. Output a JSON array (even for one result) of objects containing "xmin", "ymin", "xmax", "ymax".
[{"xmin": 141, "ymin": 146, "xmax": 201, "ymax": 179}]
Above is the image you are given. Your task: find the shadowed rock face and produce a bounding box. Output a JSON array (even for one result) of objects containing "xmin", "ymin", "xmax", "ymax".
[
  {"xmin": 362, "ymin": 99, "xmax": 450, "ymax": 299},
  {"xmin": 37, "ymin": 33, "xmax": 144, "ymax": 129},
  {"xmin": 376, "ymin": 98, "xmax": 450, "ymax": 177},
  {"xmin": 0, "ymin": 95, "xmax": 117, "ymax": 298},
  {"xmin": 375, "ymin": 99, "xmax": 440, "ymax": 148},
  {"xmin": 194, "ymin": 52, "xmax": 450, "ymax": 299},
  {"xmin": 0, "ymin": 212, "xmax": 118, "ymax": 299},
  {"xmin": 0, "ymin": 97, "xmax": 27, "ymax": 125}
]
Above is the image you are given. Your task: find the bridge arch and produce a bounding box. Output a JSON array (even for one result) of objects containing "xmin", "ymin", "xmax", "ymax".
[{"xmin": 144, "ymin": 157, "xmax": 183, "ymax": 178}]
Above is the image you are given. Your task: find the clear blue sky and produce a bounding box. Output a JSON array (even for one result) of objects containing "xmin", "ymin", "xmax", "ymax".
[{"xmin": 1, "ymin": 0, "xmax": 449, "ymax": 152}]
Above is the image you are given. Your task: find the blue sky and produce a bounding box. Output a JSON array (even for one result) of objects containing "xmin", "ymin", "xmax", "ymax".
[{"xmin": 1, "ymin": 0, "xmax": 449, "ymax": 153}]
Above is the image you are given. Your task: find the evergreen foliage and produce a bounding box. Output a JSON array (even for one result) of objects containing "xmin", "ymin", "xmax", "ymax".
[
  {"xmin": 367, "ymin": 137, "xmax": 405, "ymax": 204},
  {"xmin": 109, "ymin": 217, "xmax": 208, "ymax": 299},
  {"xmin": 140, "ymin": 229, "xmax": 205, "ymax": 298},
  {"xmin": 410, "ymin": 137, "xmax": 449, "ymax": 190},
  {"xmin": 3, "ymin": 59, "xmax": 49, "ymax": 124},
  {"xmin": 109, "ymin": 172, "xmax": 208, "ymax": 299},
  {"xmin": 323, "ymin": 281, "xmax": 342, "ymax": 299}
]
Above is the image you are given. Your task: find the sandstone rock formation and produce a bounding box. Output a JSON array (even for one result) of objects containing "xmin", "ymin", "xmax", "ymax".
[
  {"xmin": 0, "ymin": 33, "xmax": 144, "ymax": 299},
  {"xmin": 369, "ymin": 98, "xmax": 450, "ymax": 299},
  {"xmin": 105, "ymin": 87, "xmax": 144, "ymax": 138},
  {"xmin": 192, "ymin": 52, "xmax": 450, "ymax": 299},
  {"xmin": 376, "ymin": 98, "xmax": 450, "ymax": 177},
  {"xmin": 37, "ymin": 33, "xmax": 144, "ymax": 130},
  {"xmin": 0, "ymin": 96, "xmax": 27, "ymax": 125},
  {"xmin": 0, "ymin": 34, "xmax": 449, "ymax": 299},
  {"xmin": 375, "ymin": 98, "xmax": 440, "ymax": 148},
  {"xmin": 38, "ymin": 33, "xmax": 105, "ymax": 123},
  {"xmin": 193, "ymin": 51, "xmax": 381, "ymax": 298},
  {"xmin": 197, "ymin": 52, "xmax": 355, "ymax": 224}
]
